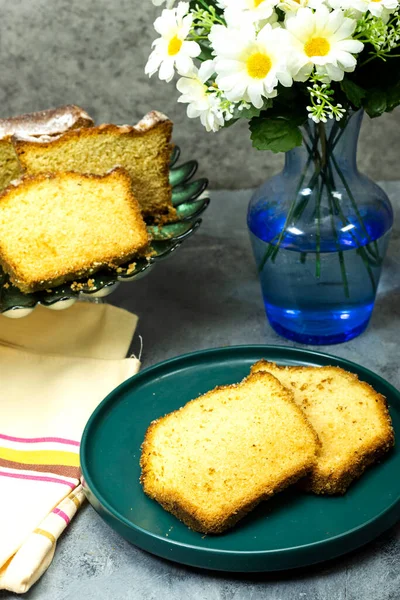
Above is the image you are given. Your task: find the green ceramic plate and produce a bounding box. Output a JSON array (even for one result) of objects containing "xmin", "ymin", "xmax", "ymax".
[
  {"xmin": 0, "ymin": 145, "xmax": 209, "ymax": 317},
  {"xmin": 80, "ymin": 346, "xmax": 400, "ymax": 572}
]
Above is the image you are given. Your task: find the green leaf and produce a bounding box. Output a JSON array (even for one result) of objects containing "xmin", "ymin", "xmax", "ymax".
[
  {"xmin": 363, "ymin": 88, "xmax": 387, "ymax": 118},
  {"xmin": 269, "ymin": 89, "xmax": 308, "ymax": 126},
  {"xmin": 249, "ymin": 117, "xmax": 303, "ymax": 153},
  {"xmin": 387, "ymin": 81, "xmax": 400, "ymax": 113},
  {"xmin": 222, "ymin": 118, "xmax": 239, "ymax": 129},
  {"xmin": 340, "ymin": 79, "xmax": 366, "ymax": 108},
  {"xmin": 222, "ymin": 100, "xmax": 273, "ymax": 129},
  {"xmin": 197, "ymin": 42, "xmax": 214, "ymax": 62},
  {"xmin": 234, "ymin": 105, "xmax": 263, "ymax": 120}
]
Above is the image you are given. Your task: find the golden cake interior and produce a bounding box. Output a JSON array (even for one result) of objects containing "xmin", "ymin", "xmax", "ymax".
[
  {"xmin": 0, "ymin": 169, "xmax": 149, "ymax": 293},
  {"xmin": 14, "ymin": 120, "xmax": 175, "ymax": 220},
  {"xmin": 140, "ymin": 372, "xmax": 319, "ymax": 534}
]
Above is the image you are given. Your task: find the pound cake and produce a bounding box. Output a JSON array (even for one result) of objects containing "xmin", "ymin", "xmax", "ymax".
[
  {"xmin": 251, "ymin": 361, "xmax": 394, "ymax": 494},
  {"xmin": 13, "ymin": 111, "xmax": 176, "ymax": 221},
  {"xmin": 0, "ymin": 168, "xmax": 149, "ymax": 293},
  {"xmin": 0, "ymin": 105, "xmax": 93, "ymax": 192},
  {"xmin": 140, "ymin": 371, "xmax": 319, "ymax": 534}
]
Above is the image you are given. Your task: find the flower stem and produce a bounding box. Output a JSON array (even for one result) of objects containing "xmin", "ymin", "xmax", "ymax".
[
  {"xmin": 269, "ymin": 151, "xmax": 313, "ymax": 264},
  {"xmin": 257, "ymin": 233, "xmax": 279, "ymax": 272},
  {"xmin": 323, "ymin": 166, "xmax": 377, "ymax": 293},
  {"xmin": 330, "ymin": 152, "xmax": 380, "ymax": 259},
  {"xmin": 318, "ymin": 122, "xmax": 327, "ymax": 168},
  {"xmin": 326, "ymin": 181, "xmax": 350, "ymax": 298},
  {"xmin": 315, "ymin": 179, "xmax": 322, "ymax": 279},
  {"xmin": 357, "ymin": 249, "xmax": 377, "ymax": 293},
  {"xmin": 338, "ymin": 250, "xmax": 350, "ymax": 298}
]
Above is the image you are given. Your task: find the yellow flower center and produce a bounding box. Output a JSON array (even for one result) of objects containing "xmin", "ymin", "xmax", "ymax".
[
  {"xmin": 304, "ymin": 37, "xmax": 330, "ymax": 57},
  {"xmin": 168, "ymin": 35, "xmax": 183, "ymax": 56},
  {"xmin": 253, "ymin": 0, "xmax": 265, "ymax": 6},
  {"xmin": 246, "ymin": 52, "xmax": 272, "ymax": 79}
]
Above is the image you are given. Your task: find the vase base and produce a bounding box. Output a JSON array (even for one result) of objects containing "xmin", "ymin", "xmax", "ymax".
[{"xmin": 265, "ymin": 304, "xmax": 372, "ymax": 345}]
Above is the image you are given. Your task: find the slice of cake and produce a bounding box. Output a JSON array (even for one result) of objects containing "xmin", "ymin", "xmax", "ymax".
[
  {"xmin": 251, "ymin": 361, "xmax": 395, "ymax": 494},
  {"xmin": 140, "ymin": 371, "xmax": 319, "ymax": 534},
  {"xmin": 13, "ymin": 111, "xmax": 176, "ymax": 221},
  {"xmin": 0, "ymin": 168, "xmax": 149, "ymax": 293},
  {"xmin": 0, "ymin": 105, "xmax": 93, "ymax": 192}
]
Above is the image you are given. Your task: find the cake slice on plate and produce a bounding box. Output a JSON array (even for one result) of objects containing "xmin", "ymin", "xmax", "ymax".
[
  {"xmin": 140, "ymin": 371, "xmax": 319, "ymax": 534},
  {"xmin": 251, "ymin": 361, "xmax": 395, "ymax": 494}
]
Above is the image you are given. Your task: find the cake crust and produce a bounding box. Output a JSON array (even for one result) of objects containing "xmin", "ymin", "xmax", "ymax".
[
  {"xmin": 0, "ymin": 104, "xmax": 93, "ymax": 141},
  {"xmin": 12, "ymin": 110, "xmax": 169, "ymax": 146}
]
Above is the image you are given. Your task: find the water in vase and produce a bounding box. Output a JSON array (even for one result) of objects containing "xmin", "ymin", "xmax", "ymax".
[{"xmin": 249, "ymin": 215, "xmax": 390, "ymax": 345}]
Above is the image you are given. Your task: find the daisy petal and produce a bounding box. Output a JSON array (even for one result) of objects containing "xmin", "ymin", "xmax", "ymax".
[
  {"xmin": 187, "ymin": 104, "xmax": 201, "ymax": 118},
  {"xmin": 331, "ymin": 18, "xmax": 356, "ymax": 41},
  {"xmin": 337, "ymin": 39, "xmax": 364, "ymax": 53},
  {"xmin": 218, "ymin": 72, "xmax": 246, "ymax": 93},
  {"xmin": 230, "ymin": 80, "xmax": 249, "ymax": 100},
  {"xmin": 277, "ymin": 70, "xmax": 293, "ymax": 87},
  {"xmin": 182, "ymin": 40, "xmax": 201, "ymax": 58},
  {"xmin": 315, "ymin": 5, "xmax": 330, "ymax": 31},
  {"xmin": 216, "ymin": 59, "xmax": 246, "ymax": 76},
  {"xmin": 154, "ymin": 11, "xmax": 177, "ymax": 35},
  {"xmin": 175, "ymin": 53, "xmax": 194, "ymax": 75},
  {"xmin": 324, "ymin": 62, "xmax": 345, "ymax": 81},
  {"xmin": 145, "ymin": 52, "xmax": 163, "ymax": 76},
  {"xmin": 247, "ymin": 81, "xmax": 265, "ymax": 109},
  {"xmin": 199, "ymin": 60, "xmax": 216, "ymax": 83},
  {"xmin": 335, "ymin": 50, "xmax": 357, "ymax": 69},
  {"xmin": 159, "ymin": 58, "xmax": 176, "ymax": 82},
  {"xmin": 176, "ymin": 1, "xmax": 189, "ymax": 21}
]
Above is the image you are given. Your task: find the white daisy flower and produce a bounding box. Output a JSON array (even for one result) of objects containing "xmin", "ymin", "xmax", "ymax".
[
  {"xmin": 362, "ymin": 0, "xmax": 398, "ymax": 17},
  {"xmin": 224, "ymin": 8, "xmax": 279, "ymax": 30},
  {"xmin": 328, "ymin": 0, "xmax": 398, "ymax": 16},
  {"xmin": 285, "ymin": 6, "xmax": 364, "ymax": 83},
  {"xmin": 327, "ymin": 0, "xmax": 364, "ymax": 13},
  {"xmin": 210, "ymin": 23, "xmax": 293, "ymax": 109},
  {"xmin": 176, "ymin": 61, "xmax": 226, "ymax": 132},
  {"xmin": 145, "ymin": 2, "xmax": 201, "ymax": 82},
  {"xmin": 152, "ymin": 0, "xmax": 176, "ymax": 8},
  {"xmin": 218, "ymin": 0, "xmax": 280, "ymax": 25},
  {"xmin": 279, "ymin": 0, "xmax": 326, "ymax": 14}
]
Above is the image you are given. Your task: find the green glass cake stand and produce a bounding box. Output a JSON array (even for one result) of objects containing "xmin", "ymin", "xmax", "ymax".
[{"xmin": 0, "ymin": 146, "xmax": 209, "ymax": 317}]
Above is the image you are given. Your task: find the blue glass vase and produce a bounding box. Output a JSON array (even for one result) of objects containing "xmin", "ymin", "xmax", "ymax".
[{"xmin": 247, "ymin": 110, "xmax": 393, "ymax": 345}]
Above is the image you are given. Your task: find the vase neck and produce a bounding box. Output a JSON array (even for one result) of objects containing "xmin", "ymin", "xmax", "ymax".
[{"xmin": 284, "ymin": 110, "xmax": 363, "ymax": 174}]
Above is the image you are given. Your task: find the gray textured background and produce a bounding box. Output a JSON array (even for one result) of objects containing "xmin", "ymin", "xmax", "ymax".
[{"xmin": 0, "ymin": 0, "xmax": 398, "ymax": 188}]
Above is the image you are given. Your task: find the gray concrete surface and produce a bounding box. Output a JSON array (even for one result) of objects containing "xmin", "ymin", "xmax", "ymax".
[
  {"xmin": 0, "ymin": 0, "xmax": 399, "ymax": 188},
  {"xmin": 1, "ymin": 183, "xmax": 399, "ymax": 599}
]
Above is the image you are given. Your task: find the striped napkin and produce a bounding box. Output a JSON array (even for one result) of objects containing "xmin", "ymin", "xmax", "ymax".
[{"xmin": 0, "ymin": 302, "xmax": 140, "ymax": 594}]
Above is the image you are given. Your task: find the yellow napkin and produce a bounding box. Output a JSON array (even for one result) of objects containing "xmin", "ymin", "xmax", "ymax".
[{"xmin": 0, "ymin": 303, "xmax": 140, "ymax": 594}]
